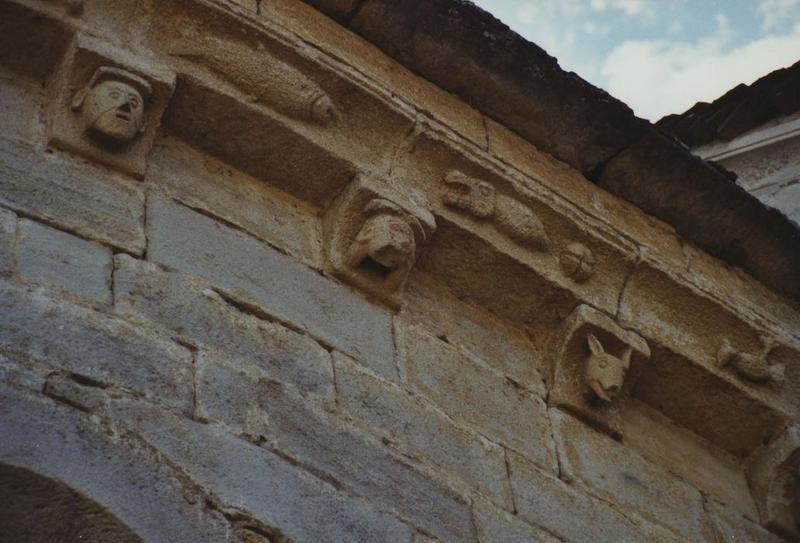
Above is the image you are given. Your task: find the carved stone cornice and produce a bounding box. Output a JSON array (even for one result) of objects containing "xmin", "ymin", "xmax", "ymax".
[{"xmin": 2, "ymin": 0, "xmax": 800, "ymax": 496}]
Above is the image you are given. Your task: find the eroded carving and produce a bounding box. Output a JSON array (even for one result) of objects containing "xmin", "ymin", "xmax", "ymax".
[
  {"xmin": 47, "ymin": 34, "xmax": 175, "ymax": 178},
  {"xmin": 747, "ymin": 426, "xmax": 800, "ymax": 539},
  {"xmin": 443, "ymin": 170, "xmax": 550, "ymax": 251},
  {"xmin": 325, "ymin": 174, "xmax": 435, "ymax": 306},
  {"xmin": 561, "ymin": 242, "xmax": 595, "ymax": 282},
  {"xmin": 586, "ymin": 333, "xmax": 632, "ymax": 402},
  {"xmin": 71, "ymin": 66, "xmax": 151, "ymax": 146},
  {"xmin": 549, "ymin": 305, "xmax": 649, "ymax": 437},
  {"xmin": 174, "ymin": 36, "xmax": 337, "ymax": 125},
  {"xmin": 443, "ymin": 170, "xmax": 496, "ymax": 218},
  {"xmin": 717, "ymin": 338, "xmax": 778, "ymax": 384}
]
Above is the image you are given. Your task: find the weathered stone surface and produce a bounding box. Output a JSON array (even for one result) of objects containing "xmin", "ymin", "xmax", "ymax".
[
  {"xmin": 47, "ymin": 33, "xmax": 175, "ymax": 178},
  {"xmin": 508, "ymin": 450, "xmax": 650, "ymax": 543},
  {"xmin": 0, "ymin": 280, "xmax": 192, "ymax": 412},
  {"xmin": 0, "ymin": 68, "xmax": 45, "ymax": 144},
  {"xmin": 401, "ymin": 273, "xmax": 546, "ymax": 394},
  {"xmin": 17, "ymin": 219, "xmax": 112, "ymax": 304},
  {"xmin": 0, "ymin": 140, "xmax": 145, "ymax": 254},
  {"xmin": 402, "ymin": 323, "xmax": 556, "ymax": 471},
  {"xmin": 110, "ymin": 397, "xmax": 413, "ymax": 543},
  {"xmin": 146, "ymin": 194, "xmax": 396, "ymax": 378},
  {"xmin": 473, "ymin": 499, "xmax": 560, "ymax": 543},
  {"xmin": 551, "ymin": 409, "xmax": 713, "ymax": 541},
  {"xmin": 197, "ymin": 352, "xmax": 475, "ymax": 543},
  {"xmin": 620, "ymin": 263, "xmax": 788, "ymax": 457},
  {"xmin": 0, "ymin": 388, "xmax": 230, "ymax": 543},
  {"xmin": 148, "ymin": 137, "xmax": 323, "ymax": 267},
  {"xmin": 113, "ymin": 254, "xmax": 334, "ymax": 403},
  {"xmin": 0, "ymin": 206, "xmax": 15, "ymax": 276},
  {"xmin": 334, "ymin": 352, "xmax": 513, "ymax": 508},
  {"xmin": 622, "ymin": 399, "xmax": 758, "ymax": 519},
  {"xmin": 705, "ymin": 498, "xmax": 787, "ymax": 543}
]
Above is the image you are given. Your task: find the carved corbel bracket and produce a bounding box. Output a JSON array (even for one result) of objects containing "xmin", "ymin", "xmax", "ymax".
[
  {"xmin": 47, "ymin": 33, "xmax": 175, "ymax": 178},
  {"xmin": 748, "ymin": 425, "xmax": 800, "ymax": 539},
  {"xmin": 443, "ymin": 170, "xmax": 551, "ymax": 251},
  {"xmin": 324, "ymin": 173, "xmax": 435, "ymax": 306},
  {"xmin": 549, "ymin": 304, "xmax": 650, "ymax": 437}
]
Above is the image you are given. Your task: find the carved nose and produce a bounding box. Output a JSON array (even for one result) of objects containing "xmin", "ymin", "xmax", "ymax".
[{"xmin": 119, "ymin": 101, "xmax": 132, "ymax": 112}]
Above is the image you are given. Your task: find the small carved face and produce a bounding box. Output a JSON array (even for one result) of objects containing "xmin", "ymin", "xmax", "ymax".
[
  {"xmin": 585, "ymin": 334, "xmax": 631, "ymax": 402},
  {"xmin": 349, "ymin": 214, "xmax": 415, "ymax": 273},
  {"xmin": 82, "ymin": 80, "xmax": 145, "ymax": 144}
]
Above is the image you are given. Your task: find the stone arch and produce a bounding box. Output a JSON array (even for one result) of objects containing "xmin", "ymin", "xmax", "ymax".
[
  {"xmin": 0, "ymin": 387, "xmax": 228, "ymax": 543},
  {"xmin": 0, "ymin": 463, "xmax": 143, "ymax": 543}
]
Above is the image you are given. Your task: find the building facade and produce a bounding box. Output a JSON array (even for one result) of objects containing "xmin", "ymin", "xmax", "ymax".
[{"xmin": 1, "ymin": 1, "xmax": 799, "ymax": 541}]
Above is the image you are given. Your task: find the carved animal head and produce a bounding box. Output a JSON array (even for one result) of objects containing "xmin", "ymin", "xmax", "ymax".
[
  {"xmin": 345, "ymin": 199, "xmax": 417, "ymax": 282},
  {"xmin": 585, "ymin": 333, "xmax": 631, "ymax": 402}
]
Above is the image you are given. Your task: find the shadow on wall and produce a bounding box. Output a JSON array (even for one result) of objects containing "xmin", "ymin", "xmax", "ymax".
[{"xmin": 0, "ymin": 463, "xmax": 143, "ymax": 543}]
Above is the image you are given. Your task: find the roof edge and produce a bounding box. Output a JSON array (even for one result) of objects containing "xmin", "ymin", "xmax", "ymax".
[{"xmin": 303, "ymin": 0, "xmax": 800, "ymax": 301}]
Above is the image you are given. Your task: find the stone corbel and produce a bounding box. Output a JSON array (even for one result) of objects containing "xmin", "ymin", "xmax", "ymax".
[
  {"xmin": 548, "ymin": 304, "xmax": 650, "ymax": 437},
  {"xmin": 47, "ymin": 33, "xmax": 175, "ymax": 178},
  {"xmin": 324, "ymin": 173, "xmax": 435, "ymax": 306},
  {"xmin": 747, "ymin": 425, "xmax": 800, "ymax": 539}
]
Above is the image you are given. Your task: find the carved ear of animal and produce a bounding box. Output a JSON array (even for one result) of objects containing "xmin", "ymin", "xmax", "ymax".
[
  {"xmin": 621, "ymin": 347, "xmax": 632, "ymax": 367},
  {"xmin": 587, "ymin": 333, "xmax": 604, "ymax": 355}
]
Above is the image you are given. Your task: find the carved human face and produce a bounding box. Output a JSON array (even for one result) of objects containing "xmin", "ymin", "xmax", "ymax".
[
  {"xmin": 83, "ymin": 80, "xmax": 145, "ymax": 144},
  {"xmin": 585, "ymin": 334, "xmax": 631, "ymax": 402}
]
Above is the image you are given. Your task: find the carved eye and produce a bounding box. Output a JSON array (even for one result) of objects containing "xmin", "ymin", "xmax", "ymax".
[
  {"xmin": 109, "ymin": 90, "xmax": 122, "ymax": 100},
  {"xmin": 599, "ymin": 359, "xmax": 607, "ymax": 369},
  {"xmin": 129, "ymin": 96, "xmax": 140, "ymax": 109}
]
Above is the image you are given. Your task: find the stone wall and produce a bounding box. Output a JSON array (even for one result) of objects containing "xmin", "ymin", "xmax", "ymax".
[{"xmin": 1, "ymin": 1, "xmax": 799, "ymax": 542}]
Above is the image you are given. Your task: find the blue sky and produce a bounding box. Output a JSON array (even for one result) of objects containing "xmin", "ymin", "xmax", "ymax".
[{"xmin": 471, "ymin": 0, "xmax": 800, "ymax": 120}]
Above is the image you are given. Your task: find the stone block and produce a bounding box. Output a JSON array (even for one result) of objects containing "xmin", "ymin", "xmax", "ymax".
[
  {"xmin": 17, "ymin": 219, "xmax": 112, "ymax": 304},
  {"xmin": 113, "ymin": 398, "xmax": 412, "ymax": 543},
  {"xmin": 47, "ymin": 33, "xmax": 175, "ymax": 178},
  {"xmin": 0, "ymin": 67, "xmax": 46, "ymax": 144},
  {"xmin": 148, "ymin": 138, "xmax": 323, "ymax": 267},
  {"xmin": 473, "ymin": 499, "xmax": 560, "ymax": 543},
  {"xmin": 0, "ymin": 207, "xmax": 16, "ymax": 276},
  {"xmin": 196, "ymin": 353, "xmax": 475, "ymax": 543},
  {"xmin": 334, "ymin": 352, "xmax": 513, "ymax": 508},
  {"xmin": 113, "ymin": 255, "xmax": 333, "ymax": 404},
  {"xmin": 146, "ymin": 193, "xmax": 396, "ymax": 378},
  {"xmin": 0, "ymin": 281, "xmax": 192, "ymax": 412},
  {"xmin": 323, "ymin": 173, "xmax": 435, "ymax": 306},
  {"xmin": 0, "ymin": 388, "xmax": 230, "ymax": 543},
  {"xmin": 550, "ymin": 409, "xmax": 713, "ymax": 541},
  {"xmin": 401, "ymin": 273, "xmax": 546, "ymax": 394},
  {"xmin": 508, "ymin": 450, "xmax": 650, "ymax": 543},
  {"xmin": 0, "ymin": 140, "xmax": 145, "ymax": 254},
  {"xmin": 622, "ymin": 399, "xmax": 758, "ymax": 519},
  {"xmin": 548, "ymin": 304, "xmax": 650, "ymax": 438},
  {"xmin": 706, "ymin": 498, "xmax": 787, "ymax": 543},
  {"xmin": 402, "ymin": 324, "xmax": 557, "ymax": 471}
]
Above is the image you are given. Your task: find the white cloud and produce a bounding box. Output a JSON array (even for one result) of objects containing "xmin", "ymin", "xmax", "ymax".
[
  {"xmin": 757, "ymin": 0, "xmax": 800, "ymax": 31},
  {"xmin": 601, "ymin": 21, "xmax": 800, "ymax": 120},
  {"xmin": 590, "ymin": 0, "xmax": 653, "ymax": 17}
]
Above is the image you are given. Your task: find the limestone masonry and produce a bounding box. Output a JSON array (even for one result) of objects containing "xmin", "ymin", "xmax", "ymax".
[{"xmin": 0, "ymin": 0, "xmax": 799, "ymax": 542}]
